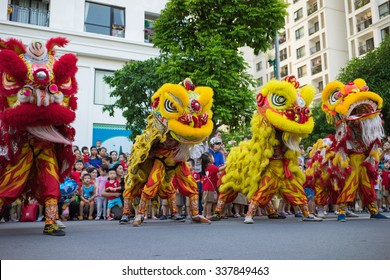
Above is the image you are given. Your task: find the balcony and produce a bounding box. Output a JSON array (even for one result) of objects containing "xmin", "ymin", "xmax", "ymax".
[
  {"xmin": 358, "ymin": 41, "xmax": 375, "ymax": 55},
  {"xmin": 309, "ymin": 23, "xmax": 319, "ymax": 35},
  {"xmin": 307, "ymin": 2, "xmax": 318, "ymax": 16},
  {"xmin": 356, "ymin": 17, "xmax": 372, "ymax": 32},
  {"xmin": 311, "ymin": 64, "xmax": 322, "ymax": 75},
  {"xmin": 9, "ymin": 4, "xmax": 49, "ymax": 27},
  {"xmin": 310, "ymin": 45, "xmax": 321, "ymax": 55},
  {"xmin": 354, "ymin": 0, "xmax": 370, "ymax": 10}
]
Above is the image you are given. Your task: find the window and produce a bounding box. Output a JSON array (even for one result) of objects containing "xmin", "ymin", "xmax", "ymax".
[
  {"xmin": 381, "ymin": 26, "xmax": 390, "ymax": 42},
  {"xmin": 94, "ymin": 70, "xmax": 116, "ymax": 105},
  {"xmin": 297, "ymin": 65, "xmax": 307, "ymax": 78},
  {"xmin": 295, "ymin": 27, "xmax": 304, "ymax": 40},
  {"xmin": 85, "ymin": 2, "xmax": 125, "ymax": 38},
  {"xmin": 9, "ymin": 0, "xmax": 49, "ymax": 26},
  {"xmin": 256, "ymin": 61, "xmax": 263, "ymax": 72},
  {"xmin": 296, "ymin": 46, "xmax": 305, "ymax": 59},
  {"xmin": 379, "ymin": 2, "xmax": 390, "ymax": 19},
  {"xmin": 294, "ymin": 8, "xmax": 303, "ymax": 22},
  {"xmin": 145, "ymin": 13, "xmax": 159, "ymax": 43},
  {"xmin": 256, "ymin": 77, "xmax": 263, "ymax": 87},
  {"xmin": 280, "ymin": 48, "xmax": 288, "ymax": 61},
  {"xmin": 280, "ymin": 65, "xmax": 288, "ymax": 77}
]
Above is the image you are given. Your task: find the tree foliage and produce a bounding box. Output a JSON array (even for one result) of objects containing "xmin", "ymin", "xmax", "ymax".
[
  {"xmin": 103, "ymin": 58, "xmax": 163, "ymax": 139},
  {"xmin": 337, "ymin": 36, "xmax": 390, "ymax": 134},
  {"xmin": 153, "ymin": 0, "xmax": 288, "ymax": 131},
  {"xmin": 103, "ymin": 0, "xmax": 288, "ymax": 138}
]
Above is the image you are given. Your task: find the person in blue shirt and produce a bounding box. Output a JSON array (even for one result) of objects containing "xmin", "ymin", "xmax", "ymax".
[{"xmin": 208, "ymin": 137, "xmax": 225, "ymax": 167}]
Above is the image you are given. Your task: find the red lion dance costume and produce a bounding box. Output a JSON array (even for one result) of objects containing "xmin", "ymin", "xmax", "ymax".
[
  {"xmin": 0, "ymin": 37, "xmax": 78, "ymax": 235},
  {"xmin": 306, "ymin": 79, "xmax": 388, "ymax": 221},
  {"xmin": 121, "ymin": 79, "xmax": 213, "ymax": 226}
]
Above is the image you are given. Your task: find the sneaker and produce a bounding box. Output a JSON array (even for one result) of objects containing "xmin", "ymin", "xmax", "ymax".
[
  {"xmin": 43, "ymin": 224, "xmax": 65, "ymax": 236},
  {"xmin": 346, "ymin": 210, "xmax": 359, "ymax": 218},
  {"xmin": 87, "ymin": 216, "xmax": 94, "ymax": 220},
  {"xmin": 302, "ymin": 214, "xmax": 323, "ymax": 222},
  {"xmin": 317, "ymin": 210, "xmax": 326, "ymax": 218},
  {"xmin": 209, "ymin": 213, "xmax": 221, "ymax": 221},
  {"xmin": 0, "ymin": 218, "xmax": 5, "ymax": 223},
  {"xmin": 370, "ymin": 213, "xmax": 389, "ymax": 219},
  {"xmin": 95, "ymin": 216, "xmax": 100, "ymax": 220},
  {"xmin": 334, "ymin": 211, "xmax": 339, "ymax": 215},
  {"xmin": 171, "ymin": 213, "xmax": 185, "ymax": 222},
  {"xmin": 55, "ymin": 220, "xmax": 66, "ymax": 229},
  {"xmin": 119, "ymin": 214, "xmax": 130, "ymax": 224},
  {"xmin": 132, "ymin": 214, "xmax": 144, "ymax": 227},
  {"xmin": 337, "ymin": 214, "xmax": 346, "ymax": 222},
  {"xmin": 77, "ymin": 215, "xmax": 84, "ymax": 220},
  {"xmin": 107, "ymin": 216, "xmax": 114, "ymax": 221},
  {"xmin": 159, "ymin": 215, "xmax": 167, "ymax": 220},
  {"xmin": 294, "ymin": 213, "xmax": 303, "ymax": 218},
  {"xmin": 268, "ymin": 212, "xmax": 286, "ymax": 219},
  {"xmin": 244, "ymin": 216, "xmax": 254, "ymax": 224},
  {"xmin": 191, "ymin": 214, "xmax": 210, "ymax": 224},
  {"xmin": 37, "ymin": 215, "xmax": 44, "ymax": 222},
  {"xmin": 234, "ymin": 213, "xmax": 241, "ymax": 218}
]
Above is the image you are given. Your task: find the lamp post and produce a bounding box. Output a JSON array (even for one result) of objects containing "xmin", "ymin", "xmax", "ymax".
[{"xmin": 267, "ymin": 31, "xmax": 281, "ymax": 80}]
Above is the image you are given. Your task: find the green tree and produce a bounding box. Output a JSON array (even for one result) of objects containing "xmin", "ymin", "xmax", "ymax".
[
  {"xmin": 153, "ymin": 0, "xmax": 288, "ymax": 131},
  {"xmin": 337, "ymin": 36, "xmax": 390, "ymax": 134},
  {"xmin": 103, "ymin": 58, "xmax": 163, "ymax": 139}
]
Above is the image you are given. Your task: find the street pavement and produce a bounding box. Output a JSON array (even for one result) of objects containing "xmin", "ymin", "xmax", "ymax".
[{"xmin": 1, "ymin": 213, "xmax": 389, "ymax": 260}]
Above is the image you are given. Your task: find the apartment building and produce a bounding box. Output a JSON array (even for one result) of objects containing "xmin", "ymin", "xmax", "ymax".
[
  {"xmin": 0, "ymin": 0, "xmax": 168, "ymax": 152},
  {"xmin": 246, "ymin": 0, "xmax": 390, "ymax": 104},
  {"xmin": 345, "ymin": 0, "xmax": 390, "ymax": 58}
]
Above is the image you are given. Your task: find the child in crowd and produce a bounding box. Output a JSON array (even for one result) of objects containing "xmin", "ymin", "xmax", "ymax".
[
  {"xmin": 81, "ymin": 146, "xmax": 90, "ymax": 164},
  {"xmin": 78, "ymin": 173, "xmax": 96, "ymax": 220},
  {"xmin": 119, "ymin": 152, "xmax": 128, "ymax": 172},
  {"xmin": 375, "ymin": 168, "xmax": 383, "ymax": 211},
  {"xmin": 187, "ymin": 158, "xmax": 201, "ymax": 217},
  {"xmin": 88, "ymin": 146, "xmax": 102, "ymax": 168},
  {"xmin": 200, "ymin": 152, "xmax": 220, "ymax": 219},
  {"xmin": 381, "ymin": 160, "xmax": 390, "ymax": 211},
  {"xmin": 102, "ymin": 168, "xmax": 123, "ymax": 221},
  {"xmin": 71, "ymin": 160, "xmax": 85, "ymax": 188},
  {"xmin": 95, "ymin": 164, "xmax": 109, "ymax": 220}
]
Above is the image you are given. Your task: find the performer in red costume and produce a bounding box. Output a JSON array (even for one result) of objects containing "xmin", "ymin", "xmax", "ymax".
[{"xmin": 0, "ymin": 37, "xmax": 78, "ymax": 235}]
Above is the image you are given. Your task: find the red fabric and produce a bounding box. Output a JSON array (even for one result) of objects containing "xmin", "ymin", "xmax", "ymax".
[
  {"xmin": 382, "ymin": 169, "xmax": 390, "ymax": 191},
  {"xmin": 201, "ymin": 164, "xmax": 219, "ymax": 191},
  {"xmin": 20, "ymin": 203, "xmax": 38, "ymax": 222},
  {"xmin": 105, "ymin": 180, "xmax": 120, "ymax": 201}
]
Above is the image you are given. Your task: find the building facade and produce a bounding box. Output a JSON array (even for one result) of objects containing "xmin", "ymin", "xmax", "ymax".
[{"xmin": 0, "ymin": 0, "xmax": 168, "ymax": 152}]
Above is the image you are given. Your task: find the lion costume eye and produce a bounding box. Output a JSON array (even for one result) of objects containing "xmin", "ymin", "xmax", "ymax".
[
  {"xmin": 329, "ymin": 88, "xmax": 341, "ymax": 105},
  {"xmin": 270, "ymin": 93, "xmax": 287, "ymax": 107},
  {"xmin": 164, "ymin": 99, "xmax": 177, "ymax": 113}
]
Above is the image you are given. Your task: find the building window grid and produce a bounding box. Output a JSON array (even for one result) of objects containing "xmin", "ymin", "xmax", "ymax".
[
  {"xmin": 84, "ymin": 2, "xmax": 125, "ymax": 38},
  {"xmin": 309, "ymin": 22, "xmax": 319, "ymax": 35},
  {"xmin": 8, "ymin": 0, "xmax": 49, "ymax": 27},
  {"xmin": 280, "ymin": 48, "xmax": 288, "ymax": 61},
  {"xmin": 294, "ymin": 8, "xmax": 303, "ymax": 22},
  {"xmin": 354, "ymin": 0, "xmax": 370, "ymax": 10},
  {"xmin": 295, "ymin": 27, "xmax": 304, "ymax": 40},
  {"xmin": 356, "ymin": 16, "xmax": 372, "ymax": 32},
  {"xmin": 256, "ymin": 61, "xmax": 263, "ymax": 72},
  {"xmin": 310, "ymin": 41, "xmax": 321, "ymax": 55},
  {"xmin": 297, "ymin": 65, "xmax": 307, "ymax": 78},
  {"xmin": 358, "ymin": 37, "xmax": 375, "ymax": 55},
  {"xmin": 379, "ymin": 2, "xmax": 390, "ymax": 19},
  {"xmin": 307, "ymin": 2, "xmax": 318, "ymax": 16},
  {"xmin": 381, "ymin": 26, "xmax": 390, "ymax": 42},
  {"xmin": 94, "ymin": 69, "xmax": 117, "ymax": 106},
  {"xmin": 296, "ymin": 46, "xmax": 305, "ymax": 59}
]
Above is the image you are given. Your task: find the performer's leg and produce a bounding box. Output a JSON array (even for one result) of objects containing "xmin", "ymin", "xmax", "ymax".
[
  {"xmin": 133, "ymin": 195, "xmax": 149, "ymax": 226},
  {"xmin": 119, "ymin": 196, "xmax": 132, "ymax": 224},
  {"xmin": 42, "ymin": 197, "xmax": 65, "ymax": 236},
  {"xmin": 210, "ymin": 189, "xmax": 237, "ymax": 221}
]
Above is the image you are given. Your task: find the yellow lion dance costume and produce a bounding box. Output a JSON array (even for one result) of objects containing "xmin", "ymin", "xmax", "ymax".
[
  {"xmin": 305, "ymin": 78, "xmax": 388, "ymax": 221},
  {"xmin": 121, "ymin": 79, "xmax": 213, "ymax": 226},
  {"xmin": 212, "ymin": 76, "xmax": 322, "ymax": 223}
]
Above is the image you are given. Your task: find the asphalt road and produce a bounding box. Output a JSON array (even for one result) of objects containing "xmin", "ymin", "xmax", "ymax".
[{"xmin": 1, "ymin": 213, "xmax": 389, "ymax": 260}]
